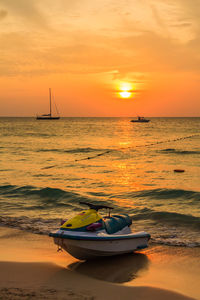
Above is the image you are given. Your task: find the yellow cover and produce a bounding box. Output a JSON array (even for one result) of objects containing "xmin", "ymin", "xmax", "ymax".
[{"xmin": 61, "ymin": 209, "xmax": 102, "ymax": 229}]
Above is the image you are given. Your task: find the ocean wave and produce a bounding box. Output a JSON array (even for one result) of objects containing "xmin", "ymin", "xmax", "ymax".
[
  {"xmin": 1, "ymin": 184, "xmax": 199, "ymax": 211},
  {"xmin": 1, "ymin": 185, "xmax": 199, "ymax": 238},
  {"xmin": 37, "ymin": 147, "xmax": 107, "ymax": 154},
  {"xmin": 160, "ymin": 148, "xmax": 200, "ymax": 155},
  {"xmin": 125, "ymin": 188, "xmax": 200, "ymax": 201},
  {"xmin": 0, "ymin": 215, "xmax": 59, "ymax": 235},
  {"xmin": 132, "ymin": 209, "xmax": 200, "ymax": 230},
  {"xmin": 0, "ymin": 185, "xmax": 90, "ymax": 207},
  {"xmin": 0, "ymin": 185, "xmax": 66, "ymax": 198}
]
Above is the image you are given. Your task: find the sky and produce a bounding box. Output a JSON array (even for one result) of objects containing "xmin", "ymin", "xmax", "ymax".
[{"xmin": 0, "ymin": 0, "xmax": 200, "ymax": 117}]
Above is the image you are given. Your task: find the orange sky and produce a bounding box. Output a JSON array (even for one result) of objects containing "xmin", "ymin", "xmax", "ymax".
[{"xmin": 0, "ymin": 0, "xmax": 200, "ymax": 117}]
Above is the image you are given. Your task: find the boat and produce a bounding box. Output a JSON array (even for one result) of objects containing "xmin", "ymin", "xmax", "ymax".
[
  {"xmin": 49, "ymin": 202, "xmax": 150, "ymax": 260},
  {"xmin": 36, "ymin": 88, "xmax": 60, "ymax": 120},
  {"xmin": 131, "ymin": 116, "xmax": 150, "ymax": 123}
]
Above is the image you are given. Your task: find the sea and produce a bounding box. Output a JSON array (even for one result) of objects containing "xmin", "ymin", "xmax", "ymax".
[{"xmin": 0, "ymin": 117, "xmax": 200, "ymax": 248}]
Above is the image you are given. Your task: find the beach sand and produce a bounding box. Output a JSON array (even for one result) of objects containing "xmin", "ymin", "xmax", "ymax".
[{"xmin": 0, "ymin": 227, "xmax": 199, "ymax": 300}]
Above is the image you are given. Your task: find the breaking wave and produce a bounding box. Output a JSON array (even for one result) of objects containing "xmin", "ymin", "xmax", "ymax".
[
  {"xmin": 1, "ymin": 184, "xmax": 199, "ymax": 246},
  {"xmin": 0, "ymin": 214, "xmax": 199, "ymax": 247}
]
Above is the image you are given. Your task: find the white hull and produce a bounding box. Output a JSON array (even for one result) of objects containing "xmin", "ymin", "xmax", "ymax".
[{"xmin": 53, "ymin": 232, "xmax": 150, "ymax": 260}]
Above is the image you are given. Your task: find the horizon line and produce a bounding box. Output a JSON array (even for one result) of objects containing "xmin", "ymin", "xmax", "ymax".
[{"xmin": 0, "ymin": 116, "xmax": 200, "ymax": 118}]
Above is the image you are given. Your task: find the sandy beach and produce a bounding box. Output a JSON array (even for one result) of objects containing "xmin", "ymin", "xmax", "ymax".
[{"xmin": 0, "ymin": 227, "xmax": 199, "ymax": 300}]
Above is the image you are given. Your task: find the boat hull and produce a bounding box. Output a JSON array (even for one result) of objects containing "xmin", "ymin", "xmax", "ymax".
[
  {"xmin": 51, "ymin": 232, "xmax": 150, "ymax": 260},
  {"xmin": 36, "ymin": 116, "xmax": 60, "ymax": 120},
  {"xmin": 131, "ymin": 120, "xmax": 150, "ymax": 123}
]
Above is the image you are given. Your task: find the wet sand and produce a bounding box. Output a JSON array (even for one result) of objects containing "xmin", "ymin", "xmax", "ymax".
[{"xmin": 0, "ymin": 227, "xmax": 199, "ymax": 300}]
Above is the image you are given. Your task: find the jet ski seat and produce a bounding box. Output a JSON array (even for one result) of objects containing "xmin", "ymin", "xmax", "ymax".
[{"xmin": 103, "ymin": 214, "xmax": 132, "ymax": 234}]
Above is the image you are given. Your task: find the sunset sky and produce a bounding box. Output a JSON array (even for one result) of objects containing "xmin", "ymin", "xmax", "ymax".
[{"xmin": 0, "ymin": 0, "xmax": 200, "ymax": 117}]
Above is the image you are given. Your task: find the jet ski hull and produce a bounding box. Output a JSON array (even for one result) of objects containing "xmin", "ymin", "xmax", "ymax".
[{"xmin": 50, "ymin": 230, "xmax": 150, "ymax": 260}]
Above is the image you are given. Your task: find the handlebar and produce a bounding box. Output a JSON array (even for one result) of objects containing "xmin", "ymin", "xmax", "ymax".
[{"xmin": 80, "ymin": 201, "xmax": 113, "ymax": 211}]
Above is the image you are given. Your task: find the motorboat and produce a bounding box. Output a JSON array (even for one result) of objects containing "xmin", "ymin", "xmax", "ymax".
[
  {"xmin": 49, "ymin": 202, "xmax": 150, "ymax": 260},
  {"xmin": 131, "ymin": 116, "xmax": 150, "ymax": 123}
]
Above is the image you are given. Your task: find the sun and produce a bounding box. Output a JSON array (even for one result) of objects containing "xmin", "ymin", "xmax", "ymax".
[
  {"xmin": 117, "ymin": 82, "xmax": 133, "ymax": 99},
  {"xmin": 119, "ymin": 91, "xmax": 132, "ymax": 98}
]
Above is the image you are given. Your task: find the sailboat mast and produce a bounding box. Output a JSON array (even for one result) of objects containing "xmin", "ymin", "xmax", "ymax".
[{"xmin": 49, "ymin": 88, "xmax": 52, "ymax": 117}]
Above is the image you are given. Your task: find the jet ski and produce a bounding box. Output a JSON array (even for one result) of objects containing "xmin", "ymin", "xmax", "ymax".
[{"xmin": 49, "ymin": 202, "xmax": 151, "ymax": 260}]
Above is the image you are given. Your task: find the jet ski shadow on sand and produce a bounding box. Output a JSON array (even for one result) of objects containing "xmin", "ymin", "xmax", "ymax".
[{"xmin": 67, "ymin": 252, "xmax": 149, "ymax": 283}]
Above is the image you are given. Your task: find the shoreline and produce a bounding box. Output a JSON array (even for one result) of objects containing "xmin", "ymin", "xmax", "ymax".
[{"xmin": 0, "ymin": 226, "xmax": 199, "ymax": 300}]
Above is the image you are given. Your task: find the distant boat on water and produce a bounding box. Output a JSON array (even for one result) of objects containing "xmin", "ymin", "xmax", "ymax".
[
  {"xmin": 36, "ymin": 88, "xmax": 60, "ymax": 120},
  {"xmin": 130, "ymin": 116, "xmax": 150, "ymax": 123}
]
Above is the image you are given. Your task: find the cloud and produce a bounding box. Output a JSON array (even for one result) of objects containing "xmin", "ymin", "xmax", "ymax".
[
  {"xmin": 0, "ymin": 0, "xmax": 47, "ymax": 27},
  {"xmin": 0, "ymin": 0, "xmax": 200, "ymax": 79},
  {"xmin": 149, "ymin": 4, "xmax": 167, "ymax": 30},
  {"xmin": 1, "ymin": 27, "xmax": 200, "ymax": 79},
  {"xmin": 171, "ymin": 22, "xmax": 191, "ymax": 28},
  {"xmin": 0, "ymin": 9, "xmax": 7, "ymax": 20}
]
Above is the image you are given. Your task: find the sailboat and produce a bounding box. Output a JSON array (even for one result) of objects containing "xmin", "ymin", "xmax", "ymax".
[{"xmin": 36, "ymin": 88, "xmax": 60, "ymax": 120}]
